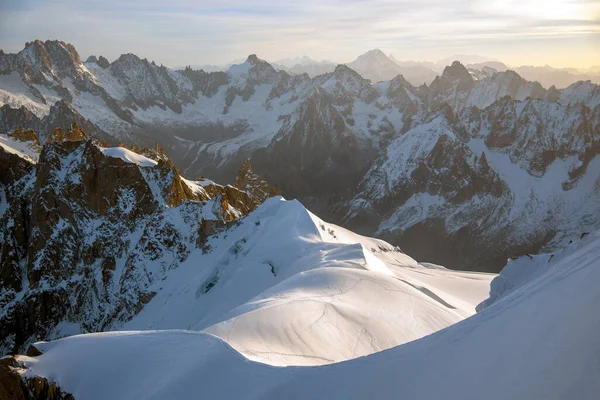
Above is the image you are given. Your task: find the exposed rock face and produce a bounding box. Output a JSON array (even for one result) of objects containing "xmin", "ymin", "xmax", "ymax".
[
  {"xmin": 234, "ymin": 160, "xmax": 281, "ymax": 204},
  {"xmin": 0, "ymin": 40, "xmax": 134, "ymax": 130},
  {"xmin": 0, "ymin": 106, "xmax": 41, "ymax": 136},
  {"xmin": 0, "ymin": 102, "xmax": 112, "ymax": 145},
  {"xmin": 9, "ymin": 127, "xmax": 40, "ymax": 144},
  {"xmin": 47, "ymin": 123, "xmax": 88, "ymax": 142},
  {"xmin": 96, "ymin": 55, "xmax": 110, "ymax": 69},
  {"xmin": 0, "ymin": 133, "xmax": 274, "ymax": 354},
  {"xmin": 0, "ymin": 356, "xmax": 74, "ymax": 400}
]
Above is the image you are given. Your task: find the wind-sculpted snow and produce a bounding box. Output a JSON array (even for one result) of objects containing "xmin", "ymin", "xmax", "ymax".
[
  {"xmin": 100, "ymin": 146, "xmax": 158, "ymax": 167},
  {"xmin": 121, "ymin": 197, "xmax": 491, "ymax": 366},
  {"xmin": 0, "ymin": 133, "xmax": 40, "ymax": 162},
  {"xmin": 19, "ymin": 230, "xmax": 600, "ymax": 399},
  {"xmin": 204, "ymin": 267, "xmax": 462, "ymax": 365}
]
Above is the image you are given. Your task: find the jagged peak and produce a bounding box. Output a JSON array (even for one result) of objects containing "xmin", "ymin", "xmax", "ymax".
[
  {"xmin": 235, "ymin": 159, "xmax": 281, "ymax": 204},
  {"xmin": 114, "ymin": 52, "xmax": 143, "ymax": 64},
  {"xmin": 246, "ymin": 54, "xmax": 260, "ymax": 65},
  {"xmin": 21, "ymin": 39, "xmax": 81, "ymax": 66},
  {"xmin": 333, "ymin": 64, "xmax": 365, "ymax": 80},
  {"xmin": 442, "ymin": 61, "xmax": 472, "ymax": 83},
  {"xmin": 334, "ymin": 64, "xmax": 353, "ymax": 74},
  {"xmin": 389, "ymin": 74, "xmax": 414, "ymax": 89},
  {"xmin": 362, "ymin": 48, "xmax": 387, "ymax": 57},
  {"xmin": 497, "ymin": 69, "xmax": 524, "ymax": 80},
  {"xmin": 47, "ymin": 122, "xmax": 88, "ymax": 143},
  {"xmin": 8, "ymin": 126, "xmax": 40, "ymax": 145},
  {"xmin": 354, "ymin": 49, "xmax": 390, "ymax": 63},
  {"xmin": 97, "ymin": 55, "xmax": 110, "ymax": 68},
  {"xmin": 47, "ymin": 99, "xmax": 77, "ymax": 115}
]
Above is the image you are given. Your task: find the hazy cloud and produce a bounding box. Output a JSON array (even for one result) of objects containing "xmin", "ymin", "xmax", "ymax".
[{"xmin": 0, "ymin": 0, "xmax": 598, "ymax": 67}]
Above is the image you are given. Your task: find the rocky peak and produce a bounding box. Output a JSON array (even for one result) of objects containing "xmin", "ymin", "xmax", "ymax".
[
  {"xmin": 246, "ymin": 54, "xmax": 260, "ymax": 65},
  {"xmin": 20, "ymin": 39, "xmax": 52, "ymax": 69},
  {"xmin": 21, "ymin": 39, "xmax": 82, "ymax": 78},
  {"xmin": 319, "ymin": 64, "xmax": 379, "ymax": 103},
  {"xmin": 355, "ymin": 49, "xmax": 389, "ymax": 64},
  {"xmin": 349, "ymin": 49, "xmax": 399, "ymax": 72},
  {"xmin": 389, "ymin": 74, "xmax": 413, "ymax": 90},
  {"xmin": 387, "ymin": 74, "xmax": 420, "ymax": 115},
  {"xmin": 443, "ymin": 61, "xmax": 472, "ymax": 81},
  {"xmin": 97, "ymin": 55, "xmax": 110, "ymax": 68},
  {"xmin": 545, "ymin": 85, "xmax": 561, "ymax": 102},
  {"xmin": 333, "ymin": 64, "xmax": 356, "ymax": 76},
  {"xmin": 0, "ymin": 104, "xmax": 42, "ymax": 137},
  {"xmin": 425, "ymin": 63, "xmax": 470, "ymax": 100},
  {"xmin": 86, "ymin": 55, "xmax": 98, "ymax": 63},
  {"xmin": 247, "ymin": 56, "xmax": 278, "ymax": 81},
  {"xmin": 8, "ymin": 125, "xmax": 40, "ymax": 145},
  {"xmin": 266, "ymin": 70, "xmax": 311, "ymax": 102},
  {"xmin": 0, "ymin": 129, "xmax": 270, "ymax": 353},
  {"xmin": 47, "ymin": 122, "xmax": 88, "ymax": 142},
  {"xmin": 180, "ymin": 68, "xmax": 228, "ymax": 97},
  {"xmin": 223, "ymin": 56, "xmax": 279, "ymax": 111},
  {"xmin": 0, "ymin": 356, "xmax": 73, "ymax": 400},
  {"xmin": 42, "ymin": 100, "xmax": 104, "ymax": 143},
  {"xmin": 235, "ymin": 159, "xmax": 281, "ymax": 204},
  {"xmin": 110, "ymin": 53, "xmax": 192, "ymax": 112}
]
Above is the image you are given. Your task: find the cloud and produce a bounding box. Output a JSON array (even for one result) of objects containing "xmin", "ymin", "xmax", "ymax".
[{"xmin": 0, "ymin": 0, "xmax": 598, "ymax": 68}]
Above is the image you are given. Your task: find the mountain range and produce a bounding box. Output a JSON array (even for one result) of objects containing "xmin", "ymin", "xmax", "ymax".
[
  {"xmin": 1, "ymin": 39, "xmax": 600, "ymax": 274},
  {"xmin": 4, "ymin": 126, "xmax": 599, "ymax": 400},
  {"xmin": 176, "ymin": 50, "xmax": 600, "ymax": 88},
  {"xmin": 1, "ymin": 39, "xmax": 600, "ymax": 399}
]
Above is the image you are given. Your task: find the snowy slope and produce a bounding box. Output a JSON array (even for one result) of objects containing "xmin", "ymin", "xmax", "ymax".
[
  {"xmin": 120, "ymin": 197, "xmax": 492, "ymax": 366},
  {"xmin": 20, "ymin": 230, "xmax": 600, "ymax": 399},
  {"xmin": 100, "ymin": 146, "xmax": 158, "ymax": 167},
  {"xmin": 0, "ymin": 133, "xmax": 40, "ymax": 162}
]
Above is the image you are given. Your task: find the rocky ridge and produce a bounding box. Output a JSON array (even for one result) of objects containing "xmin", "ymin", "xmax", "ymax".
[{"xmin": 0, "ymin": 128, "xmax": 277, "ymax": 354}]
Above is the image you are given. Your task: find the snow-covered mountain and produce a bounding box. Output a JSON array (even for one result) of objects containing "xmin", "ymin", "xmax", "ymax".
[
  {"xmin": 346, "ymin": 49, "xmax": 404, "ymax": 83},
  {"xmin": 2, "ymin": 42, "xmax": 600, "ymax": 398},
  {"xmin": 7, "ymin": 222, "xmax": 600, "ymax": 399},
  {"xmin": 343, "ymin": 62, "xmax": 600, "ymax": 270},
  {"xmin": 1, "ymin": 40, "xmax": 600, "ymax": 272},
  {"xmin": 0, "ymin": 128, "xmax": 497, "ymax": 392},
  {"xmin": 347, "ymin": 49, "xmax": 438, "ymax": 86},
  {"xmin": 0, "ymin": 128, "xmax": 278, "ymax": 354}
]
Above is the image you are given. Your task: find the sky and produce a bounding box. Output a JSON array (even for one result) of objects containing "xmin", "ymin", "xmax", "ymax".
[{"xmin": 0, "ymin": 0, "xmax": 599, "ymax": 69}]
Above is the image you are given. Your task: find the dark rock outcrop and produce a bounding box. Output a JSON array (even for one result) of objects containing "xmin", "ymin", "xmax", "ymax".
[
  {"xmin": 0, "ymin": 132, "xmax": 274, "ymax": 354},
  {"xmin": 0, "ymin": 356, "xmax": 74, "ymax": 400},
  {"xmin": 96, "ymin": 56, "xmax": 110, "ymax": 69}
]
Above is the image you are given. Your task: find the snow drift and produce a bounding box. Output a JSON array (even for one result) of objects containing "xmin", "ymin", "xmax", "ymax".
[{"xmin": 19, "ymin": 228, "xmax": 600, "ymax": 399}]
